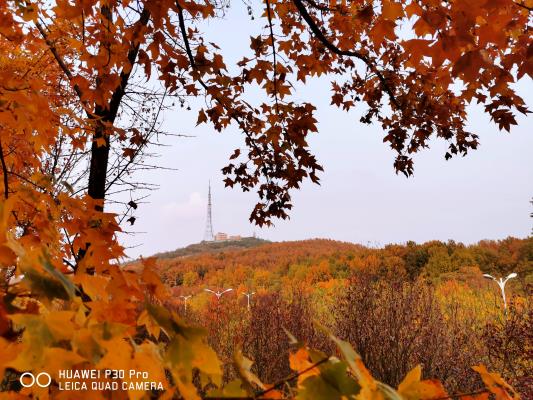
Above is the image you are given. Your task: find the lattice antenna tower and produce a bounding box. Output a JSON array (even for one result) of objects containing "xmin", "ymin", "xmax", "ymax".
[{"xmin": 204, "ymin": 181, "xmax": 215, "ymax": 241}]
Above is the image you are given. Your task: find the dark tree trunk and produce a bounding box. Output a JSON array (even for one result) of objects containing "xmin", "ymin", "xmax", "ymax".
[{"xmin": 87, "ymin": 118, "xmax": 110, "ymax": 212}]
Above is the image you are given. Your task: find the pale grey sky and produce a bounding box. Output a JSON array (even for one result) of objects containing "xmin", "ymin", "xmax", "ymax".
[{"xmin": 117, "ymin": 5, "xmax": 533, "ymax": 259}]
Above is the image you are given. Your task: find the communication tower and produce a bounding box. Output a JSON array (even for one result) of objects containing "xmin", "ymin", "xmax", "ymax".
[{"xmin": 203, "ymin": 182, "xmax": 214, "ymax": 241}]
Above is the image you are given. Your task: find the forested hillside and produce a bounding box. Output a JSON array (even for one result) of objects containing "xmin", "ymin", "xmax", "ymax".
[
  {"xmin": 144, "ymin": 237, "xmax": 532, "ymax": 397},
  {"xmin": 152, "ymin": 237, "xmax": 532, "ymax": 289}
]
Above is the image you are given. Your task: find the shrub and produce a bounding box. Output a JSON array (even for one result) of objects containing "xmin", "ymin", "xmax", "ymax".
[{"xmin": 334, "ymin": 274, "xmax": 484, "ymax": 392}]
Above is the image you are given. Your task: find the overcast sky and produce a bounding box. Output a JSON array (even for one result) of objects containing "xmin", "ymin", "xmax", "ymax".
[{"xmin": 117, "ymin": 5, "xmax": 533, "ymax": 259}]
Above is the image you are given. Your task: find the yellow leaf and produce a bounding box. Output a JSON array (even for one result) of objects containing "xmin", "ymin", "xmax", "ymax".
[
  {"xmin": 207, "ymin": 379, "xmax": 248, "ymax": 398},
  {"xmin": 398, "ymin": 365, "xmax": 448, "ymax": 400},
  {"xmin": 0, "ymin": 338, "xmax": 21, "ymax": 378},
  {"xmin": 473, "ymin": 365, "xmax": 519, "ymax": 400},
  {"xmin": 355, "ymin": 358, "xmax": 379, "ymax": 391},
  {"xmin": 141, "ymin": 267, "xmax": 169, "ymax": 298},
  {"xmin": 8, "ymin": 314, "xmax": 53, "ymax": 371},
  {"xmin": 128, "ymin": 343, "xmax": 167, "ymax": 400},
  {"xmin": 43, "ymin": 311, "xmax": 76, "ymax": 342},
  {"xmin": 289, "ymin": 348, "xmax": 321, "ymax": 384},
  {"xmin": 233, "ymin": 347, "xmax": 265, "ymax": 390},
  {"xmin": 75, "ymin": 274, "xmax": 109, "ymax": 301},
  {"xmin": 71, "ymin": 328, "xmax": 103, "ymax": 362},
  {"xmin": 42, "ymin": 348, "xmax": 85, "ymax": 380},
  {"xmin": 137, "ymin": 309, "xmax": 161, "ymax": 339},
  {"xmin": 132, "ymin": 343, "xmax": 166, "ymax": 385},
  {"xmin": 398, "ymin": 365, "xmax": 422, "ymax": 393},
  {"xmin": 96, "ymin": 336, "xmax": 133, "ymax": 372}
]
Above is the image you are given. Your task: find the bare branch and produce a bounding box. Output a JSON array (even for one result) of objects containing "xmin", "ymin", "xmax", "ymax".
[
  {"xmin": 35, "ymin": 20, "xmax": 84, "ymax": 101},
  {"xmin": 265, "ymin": 0, "xmax": 280, "ymax": 114},
  {"xmin": 0, "ymin": 139, "xmax": 9, "ymax": 199}
]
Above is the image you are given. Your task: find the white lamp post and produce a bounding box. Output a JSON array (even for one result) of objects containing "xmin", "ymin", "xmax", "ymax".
[
  {"xmin": 483, "ymin": 272, "xmax": 517, "ymax": 311},
  {"xmin": 179, "ymin": 295, "xmax": 193, "ymax": 312},
  {"xmin": 7, "ymin": 274, "xmax": 25, "ymax": 286},
  {"xmin": 204, "ymin": 288, "xmax": 233, "ymax": 301},
  {"xmin": 241, "ymin": 291, "xmax": 255, "ymax": 310}
]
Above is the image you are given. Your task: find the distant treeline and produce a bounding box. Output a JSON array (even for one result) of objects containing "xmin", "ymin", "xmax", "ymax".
[{"xmin": 153, "ymin": 237, "xmax": 532, "ymax": 289}]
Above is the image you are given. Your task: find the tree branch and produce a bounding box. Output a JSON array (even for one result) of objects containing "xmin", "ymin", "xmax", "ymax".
[
  {"xmin": 291, "ymin": 0, "xmax": 400, "ymax": 109},
  {"xmin": 106, "ymin": 7, "xmax": 150, "ymax": 122},
  {"xmin": 304, "ymin": 0, "xmax": 349, "ymax": 15},
  {"xmin": 0, "ymin": 139, "xmax": 9, "ymax": 199},
  {"xmin": 35, "ymin": 20, "xmax": 84, "ymax": 101},
  {"xmin": 514, "ymin": 1, "xmax": 532, "ymax": 11},
  {"xmin": 87, "ymin": 6, "xmax": 150, "ymax": 207},
  {"xmin": 175, "ymin": 2, "xmax": 265, "ymax": 156},
  {"xmin": 257, "ymin": 357, "xmax": 330, "ymax": 397},
  {"xmin": 105, "ymin": 89, "xmax": 166, "ymax": 193},
  {"xmin": 176, "ymin": 1, "xmax": 283, "ymax": 215},
  {"xmin": 265, "ymin": 0, "xmax": 280, "ymax": 114}
]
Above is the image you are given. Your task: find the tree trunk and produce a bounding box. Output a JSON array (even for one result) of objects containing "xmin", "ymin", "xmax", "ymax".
[{"xmin": 87, "ymin": 117, "xmax": 110, "ymax": 212}]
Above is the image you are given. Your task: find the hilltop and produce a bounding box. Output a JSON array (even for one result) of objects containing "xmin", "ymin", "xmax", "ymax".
[{"xmin": 149, "ymin": 236, "xmax": 270, "ymax": 259}]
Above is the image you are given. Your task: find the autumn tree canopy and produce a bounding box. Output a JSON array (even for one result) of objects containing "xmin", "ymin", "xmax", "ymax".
[{"xmin": 1, "ymin": 0, "xmax": 530, "ymax": 229}]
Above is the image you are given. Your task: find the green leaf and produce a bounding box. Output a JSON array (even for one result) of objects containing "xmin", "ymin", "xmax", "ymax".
[
  {"xmin": 146, "ymin": 302, "xmax": 204, "ymax": 339},
  {"xmin": 17, "ymin": 254, "xmax": 77, "ymax": 301},
  {"xmin": 206, "ymin": 379, "xmax": 248, "ymax": 398},
  {"xmin": 297, "ymin": 375, "xmax": 344, "ymax": 400},
  {"xmin": 22, "ymin": 266, "xmax": 71, "ymax": 300},
  {"xmin": 41, "ymin": 256, "xmax": 77, "ymax": 299},
  {"xmin": 317, "ymin": 359, "xmax": 360, "ymax": 397}
]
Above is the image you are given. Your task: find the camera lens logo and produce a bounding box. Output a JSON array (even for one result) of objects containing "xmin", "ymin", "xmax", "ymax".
[{"xmin": 20, "ymin": 372, "xmax": 52, "ymax": 388}]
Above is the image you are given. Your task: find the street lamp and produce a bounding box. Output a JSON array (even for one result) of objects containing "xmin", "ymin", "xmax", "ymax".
[
  {"xmin": 241, "ymin": 291, "xmax": 255, "ymax": 310},
  {"xmin": 483, "ymin": 272, "xmax": 517, "ymax": 311},
  {"xmin": 179, "ymin": 295, "xmax": 193, "ymax": 312},
  {"xmin": 204, "ymin": 288, "xmax": 233, "ymax": 300},
  {"xmin": 7, "ymin": 274, "xmax": 24, "ymax": 286}
]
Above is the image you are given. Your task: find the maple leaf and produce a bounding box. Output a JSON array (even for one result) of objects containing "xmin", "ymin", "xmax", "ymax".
[
  {"xmin": 289, "ymin": 348, "xmax": 321, "ymax": 384},
  {"xmin": 370, "ymin": 19, "xmax": 397, "ymax": 47},
  {"xmin": 196, "ymin": 109, "xmax": 208, "ymax": 125},
  {"xmin": 452, "ymin": 50, "xmax": 489, "ymax": 82},
  {"xmin": 122, "ymin": 147, "xmax": 136, "ymax": 160},
  {"xmin": 382, "ymin": 1, "xmax": 404, "ymax": 21},
  {"xmin": 398, "ymin": 365, "xmax": 448, "ymax": 399},
  {"xmin": 233, "ymin": 347, "xmax": 266, "ymax": 391},
  {"xmin": 473, "ymin": 365, "xmax": 519, "ymax": 400}
]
